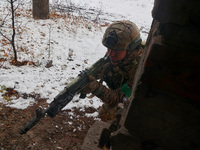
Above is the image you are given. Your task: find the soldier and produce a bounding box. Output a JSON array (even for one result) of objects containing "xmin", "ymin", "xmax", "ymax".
[{"xmin": 81, "ymin": 20, "xmax": 143, "ymax": 121}]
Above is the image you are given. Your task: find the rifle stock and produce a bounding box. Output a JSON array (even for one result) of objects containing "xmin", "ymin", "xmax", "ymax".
[{"xmin": 20, "ymin": 56, "xmax": 108, "ymax": 134}]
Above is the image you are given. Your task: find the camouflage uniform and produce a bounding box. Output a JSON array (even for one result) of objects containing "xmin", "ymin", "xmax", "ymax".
[
  {"xmin": 93, "ymin": 48, "xmax": 142, "ymax": 107},
  {"xmin": 81, "ymin": 20, "xmax": 142, "ymax": 121}
]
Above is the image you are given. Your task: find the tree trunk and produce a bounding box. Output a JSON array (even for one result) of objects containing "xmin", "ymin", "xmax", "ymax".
[
  {"xmin": 10, "ymin": 0, "xmax": 17, "ymax": 62},
  {"xmin": 33, "ymin": 0, "xmax": 49, "ymax": 19}
]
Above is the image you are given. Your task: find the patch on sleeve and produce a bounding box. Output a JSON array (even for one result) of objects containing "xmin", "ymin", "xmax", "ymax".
[{"xmin": 121, "ymin": 82, "xmax": 132, "ymax": 97}]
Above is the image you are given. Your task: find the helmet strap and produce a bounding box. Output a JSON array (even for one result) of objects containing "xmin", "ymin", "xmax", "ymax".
[{"xmin": 127, "ymin": 35, "xmax": 142, "ymax": 52}]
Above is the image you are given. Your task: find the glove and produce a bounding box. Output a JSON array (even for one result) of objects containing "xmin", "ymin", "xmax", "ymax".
[{"xmin": 80, "ymin": 75, "xmax": 100, "ymax": 94}]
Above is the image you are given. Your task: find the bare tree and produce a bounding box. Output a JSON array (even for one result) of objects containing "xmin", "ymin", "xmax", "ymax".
[
  {"xmin": 0, "ymin": 0, "xmax": 18, "ymax": 62},
  {"xmin": 33, "ymin": 0, "xmax": 49, "ymax": 19}
]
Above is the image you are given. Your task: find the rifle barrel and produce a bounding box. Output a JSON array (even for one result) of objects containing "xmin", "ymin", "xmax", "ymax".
[{"xmin": 20, "ymin": 108, "xmax": 47, "ymax": 134}]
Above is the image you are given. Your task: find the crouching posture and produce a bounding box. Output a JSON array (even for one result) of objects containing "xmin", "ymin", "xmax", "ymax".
[{"xmin": 81, "ymin": 20, "xmax": 143, "ymax": 121}]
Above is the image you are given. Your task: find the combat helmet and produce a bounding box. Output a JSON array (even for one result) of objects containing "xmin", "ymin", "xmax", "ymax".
[{"xmin": 102, "ymin": 20, "xmax": 141, "ymax": 51}]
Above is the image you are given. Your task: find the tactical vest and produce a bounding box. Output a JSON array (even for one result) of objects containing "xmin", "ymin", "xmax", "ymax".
[{"xmin": 103, "ymin": 49, "xmax": 140, "ymax": 91}]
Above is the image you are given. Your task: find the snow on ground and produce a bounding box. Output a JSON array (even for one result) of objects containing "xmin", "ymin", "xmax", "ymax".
[{"xmin": 0, "ymin": 0, "xmax": 154, "ymax": 116}]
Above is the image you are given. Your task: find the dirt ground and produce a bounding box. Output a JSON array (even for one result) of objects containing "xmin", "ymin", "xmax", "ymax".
[{"xmin": 0, "ymin": 97, "xmax": 99, "ymax": 150}]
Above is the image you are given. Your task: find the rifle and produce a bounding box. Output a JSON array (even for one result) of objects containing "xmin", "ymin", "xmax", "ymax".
[
  {"xmin": 20, "ymin": 56, "xmax": 108, "ymax": 134},
  {"xmin": 20, "ymin": 36, "xmax": 142, "ymax": 135}
]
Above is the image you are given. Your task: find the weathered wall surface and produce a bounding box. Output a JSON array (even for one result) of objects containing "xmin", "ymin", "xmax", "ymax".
[{"xmin": 82, "ymin": 0, "xmax": 200, "ymax": 149}]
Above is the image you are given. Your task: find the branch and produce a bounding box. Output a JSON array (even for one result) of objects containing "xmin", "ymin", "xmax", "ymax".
[
  {"xmin": 6, "ymin": 0, "xmax": 11, "ymax": 4},
  {"xmin": 14, "ymin": 3, "xmax": 20, "ymax": 12},
  {"xmin": 0, "ymin": 30, "xmax": 11, "ymax": 42},
  {"xmin": 1, "ymin": 12, "xmax": 10, "ymax": 26}
]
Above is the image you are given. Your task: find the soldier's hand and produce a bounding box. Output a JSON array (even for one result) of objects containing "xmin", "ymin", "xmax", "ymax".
[{"xmin": 80, "ymin": 75, "xmax": 100, "ymax": 94}]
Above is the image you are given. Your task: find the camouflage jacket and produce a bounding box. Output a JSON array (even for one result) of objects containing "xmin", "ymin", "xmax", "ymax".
[{"xmin": 93, "ymin": 48, "xmax": 143, "ymax": 107}]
